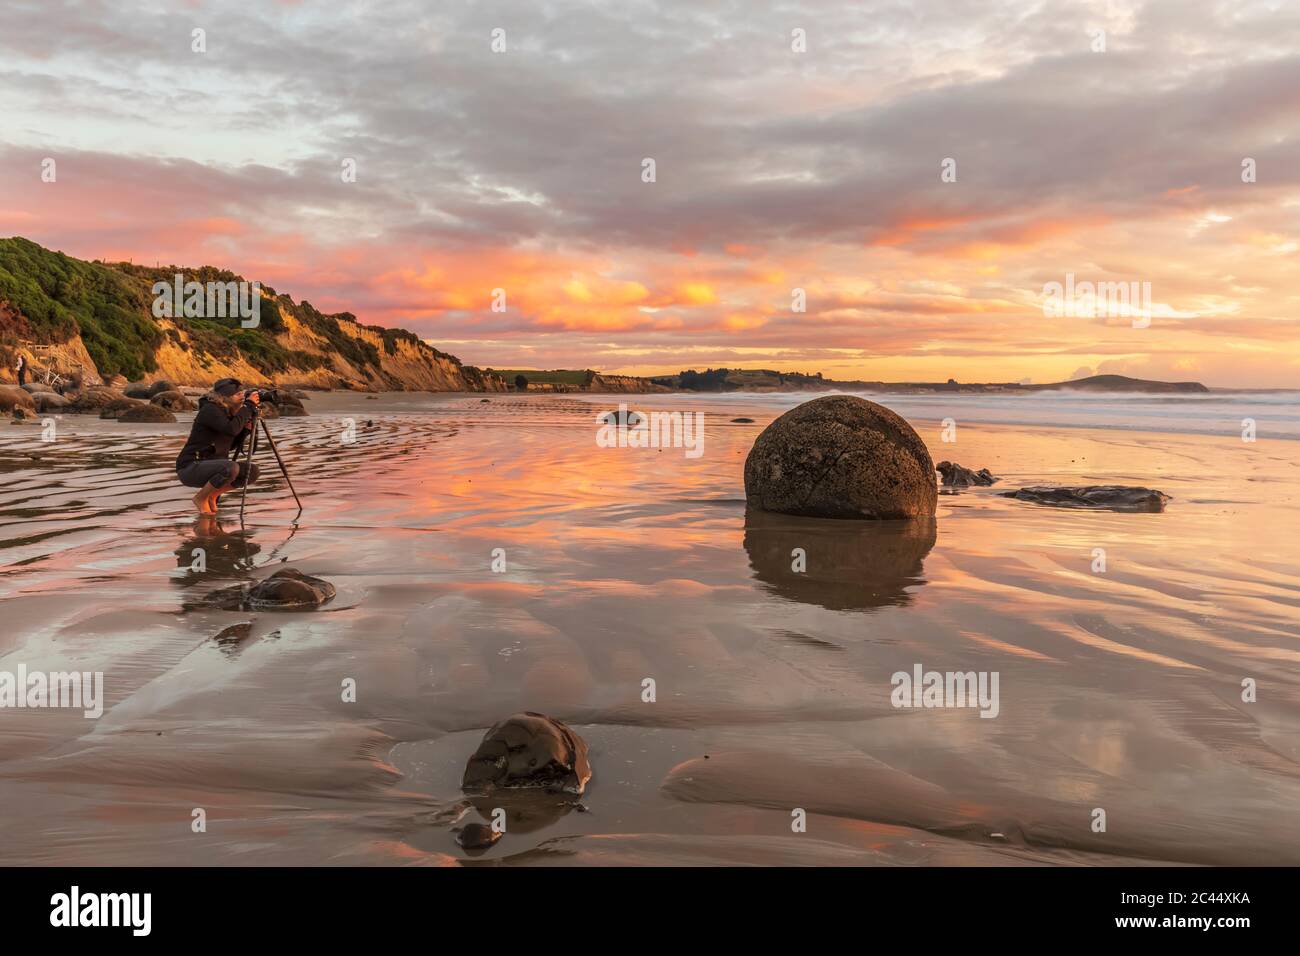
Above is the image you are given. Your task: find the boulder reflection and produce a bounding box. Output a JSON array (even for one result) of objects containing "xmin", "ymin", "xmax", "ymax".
[{"xmin": 743, "ymin": 508, "xmax": 935, "ymax": 611}]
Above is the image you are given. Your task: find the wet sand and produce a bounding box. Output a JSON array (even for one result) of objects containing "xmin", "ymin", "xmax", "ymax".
[{"xmin": 1, "ymin": 391, "xmax": 1297, "ymax": 865}]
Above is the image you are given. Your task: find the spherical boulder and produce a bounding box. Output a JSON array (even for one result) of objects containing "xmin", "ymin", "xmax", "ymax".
[
  {"xmin": 100, "ymin": 397, "xmax": 147, "ymax": 419},
  {"xmin": 743, "ymin": 395, "xmax": 937, "ymax": 519},
  {"xmin": 150, "ymin": 389, "xmax": 196, "ymax": 411},
  {"xmin": 123, "ymin": 382, "xmax": 153, "ymax": 399},
  {"xmin": 35, "ymin": 392, "xmax": 70, "ymax": 412},
  {"xmin": 118, "ymin": 403, "xmax": 177, "ymax": 423},
  {"xmin": 147, "ymin": 380, "xmax": 177, "ymax": 397},
  {"xmin": 70, "ymin": 387, "xmax": 127, "ymax": 411},
  {"xmin": 462, "ymin": 712, "xmax": 592, "ymax": 795},
  {"xmin": 0, "ymin": 386, "xmax": 37, "ymax": 413}
]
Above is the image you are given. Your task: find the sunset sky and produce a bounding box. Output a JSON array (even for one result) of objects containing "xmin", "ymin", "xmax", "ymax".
[{"xmin": 2, "ymin": 0, "xmax": 1299, "ymax": 386}]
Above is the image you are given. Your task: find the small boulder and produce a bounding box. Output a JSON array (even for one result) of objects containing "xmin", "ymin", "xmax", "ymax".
[
  {"xmin": 100, "ymin": 397, "xmax": 148, "ymax": 419},
  {"xmin": 147, "ymin": 380, "xmax": 177, "ymax": 397},
  {"xmin": 150, "ymin": 389, "xmax": 196, "ymax": 411},
  {"xmin": 205, "ymin": 568, "xmax": 337, "ymax": 611},
  {"xmin": 455, "ymin": 824, "xmax": 502, "ymax": 850},
  {"xmin": 123, "ymin": 382, "xmax": 153, "ymax": 399},
  {"xmin": 936, "ymin": 461, "xmax": 998, "ymax": 487},
  {"xmin": 118, "ymin": 403, "xmax": 177, "ymax": 423},
  {"xmin": 462, "ymin": 712, "xmax": 592, "ymax": 795},
  {"xmin": 744, "ymin": 395, "xmax": 937, "ymax": 519},
  {"xmin": 1000, "ymin": 485, "xmax": 1171, "ymax": 513}
]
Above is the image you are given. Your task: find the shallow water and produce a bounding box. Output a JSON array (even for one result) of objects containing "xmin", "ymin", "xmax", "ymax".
[{"xmin": 0, "ymin": 392, "xmax": 1297, "ymax": 865}]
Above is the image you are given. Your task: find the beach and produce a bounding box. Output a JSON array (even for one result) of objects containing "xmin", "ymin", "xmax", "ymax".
[{"xmin": 0, "ymin": 390, "xmax": 1297, "ymax": 866}]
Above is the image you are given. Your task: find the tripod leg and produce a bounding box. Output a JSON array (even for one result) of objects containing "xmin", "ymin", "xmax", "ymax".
[
  {"xmin": 238, "ymin": 421, "xmax": 259, "ymax": 525},
  {"xmin": 259, "ymin": 418, "xmax": 303, "ymax": 515}
]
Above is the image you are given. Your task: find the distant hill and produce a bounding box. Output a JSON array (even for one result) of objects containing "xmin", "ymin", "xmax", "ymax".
[
  {"xmin": 1028, "ymin": 374, "xmax": 1210, "ymax": 393},
  {"xmin": 0, "ymin": 237, "xmax": 504, "ymax": 391},
  {"xmin": 657, "ymin": 368, "xmax": 1210, "ymax": 394}
]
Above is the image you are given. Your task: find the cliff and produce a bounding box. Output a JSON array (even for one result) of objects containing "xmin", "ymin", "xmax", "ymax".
[{"xmin": 0, "ymin": 237, "xmax": 506, "ymax": 392}]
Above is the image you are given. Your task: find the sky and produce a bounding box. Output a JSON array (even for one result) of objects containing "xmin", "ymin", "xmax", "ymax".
[{"xmin": 1, "ymin": 0, "xmax": 1298, "ymax": 387}]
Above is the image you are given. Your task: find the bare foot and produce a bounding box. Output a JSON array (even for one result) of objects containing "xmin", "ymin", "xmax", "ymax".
[{"xmin": 191, "ymin": 489, "xmax": 215, "ymax": 515}]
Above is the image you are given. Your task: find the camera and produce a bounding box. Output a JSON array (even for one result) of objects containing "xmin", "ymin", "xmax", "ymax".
[{"xmin": 245, "ymin": 388, "xmax": 280, "ymax": 406}]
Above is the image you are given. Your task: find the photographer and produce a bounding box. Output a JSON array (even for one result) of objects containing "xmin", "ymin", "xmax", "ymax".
[{"xmin": 175, "ymin": 378, "xmax": 262, "ymax": 514}]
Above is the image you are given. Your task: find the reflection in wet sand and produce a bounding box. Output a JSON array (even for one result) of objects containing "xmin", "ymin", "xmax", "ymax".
[{"xmin": 743, "ymin": 509, "xmax": 935, "ymax": 611}]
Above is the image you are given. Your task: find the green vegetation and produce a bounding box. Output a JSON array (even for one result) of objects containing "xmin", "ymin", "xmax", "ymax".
[
  {"xmin": 0, "ymin": 237, "xmax": 469, "ymax": 383},
  {"xmin": 0, "ymin": 237, "xmax": 162, "ymax": 379}
]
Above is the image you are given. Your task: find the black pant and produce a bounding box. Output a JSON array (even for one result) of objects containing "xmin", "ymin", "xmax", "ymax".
[
  {"xmin": 177, "ymin": 458, "xmax": 260, "ymax": 490},
  {"xmin": 17, "ymin": 366, "xmax": 25, "ymax": 386}
]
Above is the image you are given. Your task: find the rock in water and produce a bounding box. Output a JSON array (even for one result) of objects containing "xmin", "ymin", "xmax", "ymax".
[
  {"xmin": 462, "ymin": 712, "xmax": 592, "ymax": 795},
  {"xmin": 456, "ymin": 823, "xmax": 502, "ymax": 850},
  {"xmin": 744, "ymin": 395, "xmax": 937, "ymax": 519},
  {"xmin": 206, "ymin": 568, "xmax": 337, "ymax": 611},
  {"xmin": 936, "ymin": 461, "xmax": 998, "ymax": 487},
  {"xmin": 1000, "ymin": 485, "xmax": 1171, "ymax": 513}
]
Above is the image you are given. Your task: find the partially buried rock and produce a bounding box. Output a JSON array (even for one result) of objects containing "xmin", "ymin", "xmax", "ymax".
[
  {"xmin": 462, "ymin": 712, "xmax": 592, "ymax": 795},
  {"xmin": 936, "ymin": 461, "xmax": 998, "ymax": 488},
  {"xmin": 118, "ymin": 403, "xmax": 176, "ymax": 423},
  {"xmin": 1000, "ymin": 485, "xmax": 1170, "ymax": 513},
  {"xmin": 456, "ymin": 823, "xmax": 502, "ymax": 850},
  {"xmin": 206, "ymin": 568, "xmax": 337, "ymax": 611},
  {"xmin": 744, "ymin": 395, "xmax": 937, "ymax": 519},
  {"xmin": 0, "ymin": 385, "xmax": 36, "ymax": 413}
]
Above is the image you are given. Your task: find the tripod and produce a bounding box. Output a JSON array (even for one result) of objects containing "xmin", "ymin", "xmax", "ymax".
[{"xmin": 237, "ymin": 411, "xmax": 303, "ymax": 524}]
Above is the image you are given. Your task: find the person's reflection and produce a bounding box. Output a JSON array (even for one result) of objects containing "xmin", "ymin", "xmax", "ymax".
[
  {"xmin": 743, "ymin": 508, "xmax": 935, "ymax": 610},
  {"xmin": 173, "ymin": 514, "xmax": 261, "ymax": 587}
]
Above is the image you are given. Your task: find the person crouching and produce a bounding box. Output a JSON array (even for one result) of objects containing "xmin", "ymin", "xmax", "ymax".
[{"xmin": 175, "ymin": 378, "xmax": 262, "ymax": 514}]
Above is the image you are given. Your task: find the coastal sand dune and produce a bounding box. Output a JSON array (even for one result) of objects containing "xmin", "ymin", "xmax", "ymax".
[{"xmin": 0, "ymin": 393, "xmax": 1297, "ymax": 865}]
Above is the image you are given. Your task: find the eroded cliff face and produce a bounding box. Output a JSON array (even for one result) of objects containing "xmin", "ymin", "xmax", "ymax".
[{"xmin": 4, "ymin": 312, "xmax": 506, "ymax": 392}]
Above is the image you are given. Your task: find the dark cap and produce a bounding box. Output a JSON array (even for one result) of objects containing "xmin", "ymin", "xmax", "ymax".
[{"xmin": 213, "ymin": 378, "xmax": 242, "ymax": 397}]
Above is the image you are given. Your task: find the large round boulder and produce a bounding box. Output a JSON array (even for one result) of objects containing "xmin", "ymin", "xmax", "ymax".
[
  {"xmin": 118, "ymin": 403, "xmax": 176, "ymax": 423},
  {"xmin": 147, "ymin": 380, "xmax": 177, "ymax": 397},
  {"xmin": 0, "ymin": 386, "xmax": 37, "ymax": 413},
  {"xmin": 123, "ymin": 382, "xmax": 153, "ymax": 399},
  {"xmin": 744, "ymin": 395, "xmax": 937, "ymax": 519},
  {"xmin": 20, "ymin": 382, "xmax": 54, "ymax": 395},
  {"xmin": 99, "ymin": 397, "xmax": 147, "ymax": 419},
  {"xmin": 462, "ymin": 712, "xmax": 592, "ymax": 795},
  {"xmin": 150, "ymin": 389, "xmax": 196, "ymax": 411},
  {"xmin": 70, "ymin": 387, "xmax": 127, "ymax": 411},
  {"xmin": 35, "ymin": 392, "xmax": 71, "ymax": 412}
]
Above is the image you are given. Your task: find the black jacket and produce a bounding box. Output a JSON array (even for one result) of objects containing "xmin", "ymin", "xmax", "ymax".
[{"xmin": 175, "ymin": 396, "xmax": 254, "ymax": 469}]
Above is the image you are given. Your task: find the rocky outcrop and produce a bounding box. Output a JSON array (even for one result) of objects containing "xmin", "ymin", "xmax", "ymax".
[
  {"xmin": 999, "ymin": 485, "xmax": 1171, "ymax": 513},
  {"xmin": 744, "ymin": 395, "xmax": 938, "ymax": 519}
]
